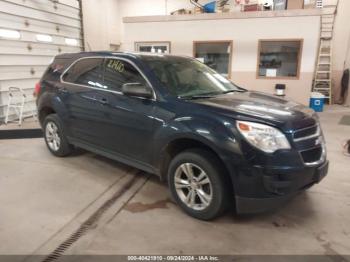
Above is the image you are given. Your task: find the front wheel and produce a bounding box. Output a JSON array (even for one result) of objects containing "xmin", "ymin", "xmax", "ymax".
[{"xmin": 168, "ymin": 149, "xmax": 229, "ymax": 220}]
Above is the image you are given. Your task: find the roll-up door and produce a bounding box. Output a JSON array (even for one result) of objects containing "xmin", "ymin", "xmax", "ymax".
[{"xmin": 0, "ymin": 0, "xmax": 83, "ymax": 121}]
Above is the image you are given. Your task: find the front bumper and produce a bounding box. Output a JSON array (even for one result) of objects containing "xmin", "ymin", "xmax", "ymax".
[{"xmin": 235, "ymin": 160, "xmax": 329, "ymax": 214}]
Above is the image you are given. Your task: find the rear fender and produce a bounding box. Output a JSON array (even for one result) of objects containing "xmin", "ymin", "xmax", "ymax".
[{"xmin": 37, "ymin": 92, "xmax": 69, "ymax": 128}]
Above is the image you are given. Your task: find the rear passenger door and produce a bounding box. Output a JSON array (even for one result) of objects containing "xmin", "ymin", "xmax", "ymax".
[
  {"xmin": 60, "ymin": 57, "xmax": 105, "ymax": 143},
  {"xmin": 97, "ymin": 57, "xmax": 156, "ymax": 165}
]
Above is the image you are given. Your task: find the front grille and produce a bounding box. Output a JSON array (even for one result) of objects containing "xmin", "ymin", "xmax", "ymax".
[
  {"xmin": 300, "ymin": 147, "xmax": 323, "ymax": 163},
  {"xmin": 292, "ymin": 123, "xmax": 325, "ymax": 165},
  {"xmin": 293, "ymin": 125, "xmax": 319, "ymax": 141}
]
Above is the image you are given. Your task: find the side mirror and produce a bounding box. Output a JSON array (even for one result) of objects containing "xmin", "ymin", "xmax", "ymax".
[{"xmin": 122, "ymin": 83, "xmax": 153, "ymax": 99}]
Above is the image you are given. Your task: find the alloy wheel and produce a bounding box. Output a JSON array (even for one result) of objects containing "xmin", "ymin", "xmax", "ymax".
[
  {"xmin": 174, "ymin": 163, "xmax": 213, "ymax": 211},
  {"xmin": 45, "ymin": 121, "xmax": 61, "ymax": 152}
]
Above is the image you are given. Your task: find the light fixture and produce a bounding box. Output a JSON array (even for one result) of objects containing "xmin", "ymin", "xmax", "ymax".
[
  {"xmin": 65, "ymin": 38, "xmax": 78, "ymax": 46},
  {"xmin": 0, "ymin": 29, "xmax": 20, "ymax": 39},
  {"xmin": 36, "ymin": 34, "xmax": 53, "ymax": 42}
]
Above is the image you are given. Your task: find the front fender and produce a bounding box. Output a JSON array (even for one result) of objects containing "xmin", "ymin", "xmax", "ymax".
[{"xmin": 152, "ymin": 114, "xmax": 243, "ymax": 177}]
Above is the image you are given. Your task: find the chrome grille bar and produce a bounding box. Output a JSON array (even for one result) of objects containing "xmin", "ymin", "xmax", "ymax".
[{"xmin": 293, "ymin": 124, "xmax": 320, "ymax": 142}]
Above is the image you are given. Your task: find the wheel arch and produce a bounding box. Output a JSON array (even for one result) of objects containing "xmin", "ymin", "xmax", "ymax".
[
  {"xmin": 37, "ymin": 93, "xmax": 68, "ymax": 127},
  {"xmin": 38, "ymin": 106, "xmax": 56, "ymax": 126},
  {"xmin": 158, "ymin": 136, "xmax": 234, "ymax": 194}
]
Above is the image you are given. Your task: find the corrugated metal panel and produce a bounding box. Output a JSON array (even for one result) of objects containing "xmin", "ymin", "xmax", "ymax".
[{"xmin": 0, "ymin": 0, "xmax": 83, "ymax": 121}]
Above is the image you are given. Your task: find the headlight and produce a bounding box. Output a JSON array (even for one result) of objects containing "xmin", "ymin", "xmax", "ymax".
[{"xmin": 236, "ymin": 121, "xmax": 291, "ymax": 153}]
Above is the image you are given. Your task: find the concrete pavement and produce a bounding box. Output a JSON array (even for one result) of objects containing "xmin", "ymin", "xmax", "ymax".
[{"xmin": 0, "ymin": 105, "xmax": 349, "ymax": 256}]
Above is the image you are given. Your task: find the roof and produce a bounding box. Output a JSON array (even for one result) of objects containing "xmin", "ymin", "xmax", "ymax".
[{"xmin": 55, "ymin": 51, "xmax": 189, "ymax": 61}]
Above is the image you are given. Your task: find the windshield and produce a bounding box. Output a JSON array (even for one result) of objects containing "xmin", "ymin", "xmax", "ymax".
[{"xmin": 142, "ymin": 56, "xmax": 243, "ymax": 98}]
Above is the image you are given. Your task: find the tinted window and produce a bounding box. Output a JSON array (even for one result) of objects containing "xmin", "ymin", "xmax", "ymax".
[
  {"xmin": 63, "ymin": 58, "xmax": 103, "ymax": 88},
  {"xmin": 103, "ymin": 59, "xmax": 147, "ymax": 91}
]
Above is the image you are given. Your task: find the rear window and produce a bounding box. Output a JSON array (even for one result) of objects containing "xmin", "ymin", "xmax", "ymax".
[
  {"xmin": 42, "ymin": 58, "xmax": 71, "ymax": 81},
  {"xmin": 62, "ymin": 58, "xmax": 104, "ymax": 88}
]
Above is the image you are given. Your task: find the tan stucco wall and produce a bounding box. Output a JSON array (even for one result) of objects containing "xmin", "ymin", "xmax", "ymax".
[
  {"xmin": 81, "ymin": 0, "xmax": 350, "ymax": 105},
  {"xmin": 81, "ymin": 0, "xmax": 120, "ymax": 50},
  {"xmin": 231, "ymin": 72, "xmax": 314, "ymax": 104},
  {"xmin": 345, "ymin": 33, "xmax": 350, "ymax": 106},
  {"xmin": 122, "ymin": 15, "xmax": 320, "ymax": 105},
  {"xmin": 328, "ymin": 0, "xmax": 350, "ymax": 102},
  {"xmin": 81, "ymin": 0, "xmax": 202, "ymax": 49}
]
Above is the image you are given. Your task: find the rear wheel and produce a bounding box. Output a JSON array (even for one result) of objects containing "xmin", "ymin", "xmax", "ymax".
[
  {"xmin": 43, "ymin": 114, "xmax": 73, "ymax": 157},
  {"xmin": 168, "ymin": 149, "xmax": 229, "ymax": 220}
]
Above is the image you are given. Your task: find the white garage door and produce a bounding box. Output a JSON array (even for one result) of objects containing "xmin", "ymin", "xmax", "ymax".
[{"xmin": 0, "ymin": 0, "xmax": 83, "ymax": 121}]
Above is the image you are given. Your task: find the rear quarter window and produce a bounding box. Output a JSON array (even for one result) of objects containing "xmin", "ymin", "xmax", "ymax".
[
  {"xmin": 62, "ymin": 58, "xmax": 104, "ymax": 88},
  {"xmin": 42, "ymin": 58, "xmax": 71, "ymax": 82}
]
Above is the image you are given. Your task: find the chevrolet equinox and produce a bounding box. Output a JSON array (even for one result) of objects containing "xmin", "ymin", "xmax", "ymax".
[{"xmin": 35, "ymin": 52, "xmax": 329, "ymax": 220}]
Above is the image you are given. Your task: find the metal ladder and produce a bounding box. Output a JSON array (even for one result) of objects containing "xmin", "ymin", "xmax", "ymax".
[{"xmin": 312, "ymin": 4, "xmax": 337, "ymax": 104}]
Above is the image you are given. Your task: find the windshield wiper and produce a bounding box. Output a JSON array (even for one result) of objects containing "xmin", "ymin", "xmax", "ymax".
[
  {"xmin": 179, "ymin": 91, "xmax": 222, "ymax": 100},
  {"xmin": 221, "ymin": 89, "xmax": 245, "ymax": 94},
  {"xmin": 179, "ymin": 90, "xmax": 245, "ymax": 100},
  {"xmin": 179, "ymin": 94, "xmax": 215, "ymax": 100}
]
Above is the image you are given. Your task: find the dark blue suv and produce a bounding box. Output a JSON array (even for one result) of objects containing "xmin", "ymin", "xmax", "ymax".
[{"xmin": 35, "ymin": 52, "xmax": 328, "ymax": 220}]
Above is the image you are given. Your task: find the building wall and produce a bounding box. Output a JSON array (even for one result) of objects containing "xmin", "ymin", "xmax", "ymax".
[
  {"xmin": 81, "ymin": 0, "xmax": 195, "ymax": 50},
  {"xmin": 80, "ymin": 0, "xmax": 262, "ymax": 49},
  {"xmin": 0, "ymin": 0, "xmax": 82, "ymax": 120},
  {"xmin": 80, "ymin": 0, "xmax": 349, "ymax": 104},
  {"xmin": 329, "ymin": 0, "xmax": 350, "ymax": 102},
  {"xmin": 81, "ymin": 0, "xmax": 120, "ymax": 50},
  {"xmin": 345, "ymin": 31, "xmax": 350, "ymax": 105},
  {"xmin": 122, "ymin": 15, "xmax": 320, "ymax": 105}
]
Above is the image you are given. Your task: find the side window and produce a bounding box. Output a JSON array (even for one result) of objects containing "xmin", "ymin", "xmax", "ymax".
[
  {"xmin": 103, "ymin": 58, "xmax": 147, "ymax": 91},
  {"xmin": 62, "ymin": 58, "xmax": 104, "ymax": 88}
]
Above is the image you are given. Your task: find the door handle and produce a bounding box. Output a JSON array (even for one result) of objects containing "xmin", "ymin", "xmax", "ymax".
[{"xmin": 81, "ymin": 95, "xmax": 109, "ymax": 105}]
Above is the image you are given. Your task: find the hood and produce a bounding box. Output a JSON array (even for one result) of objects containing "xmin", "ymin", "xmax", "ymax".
[{"xmin": 192, "ymin": 91, "xmax": 317, "ymax": 131}]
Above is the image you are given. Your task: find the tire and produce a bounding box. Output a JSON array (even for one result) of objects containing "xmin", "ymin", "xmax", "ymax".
[
  {"xmin": 43, "ymin": 114, "xmax": 73, "ymax": 157},
  {"xmin": 168, "ymin": 149, "xmax": 229, "ymax": 220}
]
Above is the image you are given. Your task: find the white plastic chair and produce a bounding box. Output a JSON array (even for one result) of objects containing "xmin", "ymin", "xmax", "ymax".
[{"xmin": 4, "ymin": 87, "xmax": 36, "ymax": 126}]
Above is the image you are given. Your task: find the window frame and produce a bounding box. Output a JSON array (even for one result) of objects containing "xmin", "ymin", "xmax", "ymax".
[
  {"xmin": 134, "ymin": 41, "xmax": 171, "ymax": 53},
  {"xmin": 256, "ymin": 39, "xmax": 304, "ymax": 80},
  {"xmin": 60, "ymin": 57, "xmax": 104, "ymax": 87},
  {"xmin": 103, "ymin": 57, "xmax": 149, "ymax": 93},
  {"xmin": 192, "ymin": 40, "xmax": 233, "ymax": 79},
  {"xmin": 60, "ymin": 56, "xmax": 156, "ymax": 100}
]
